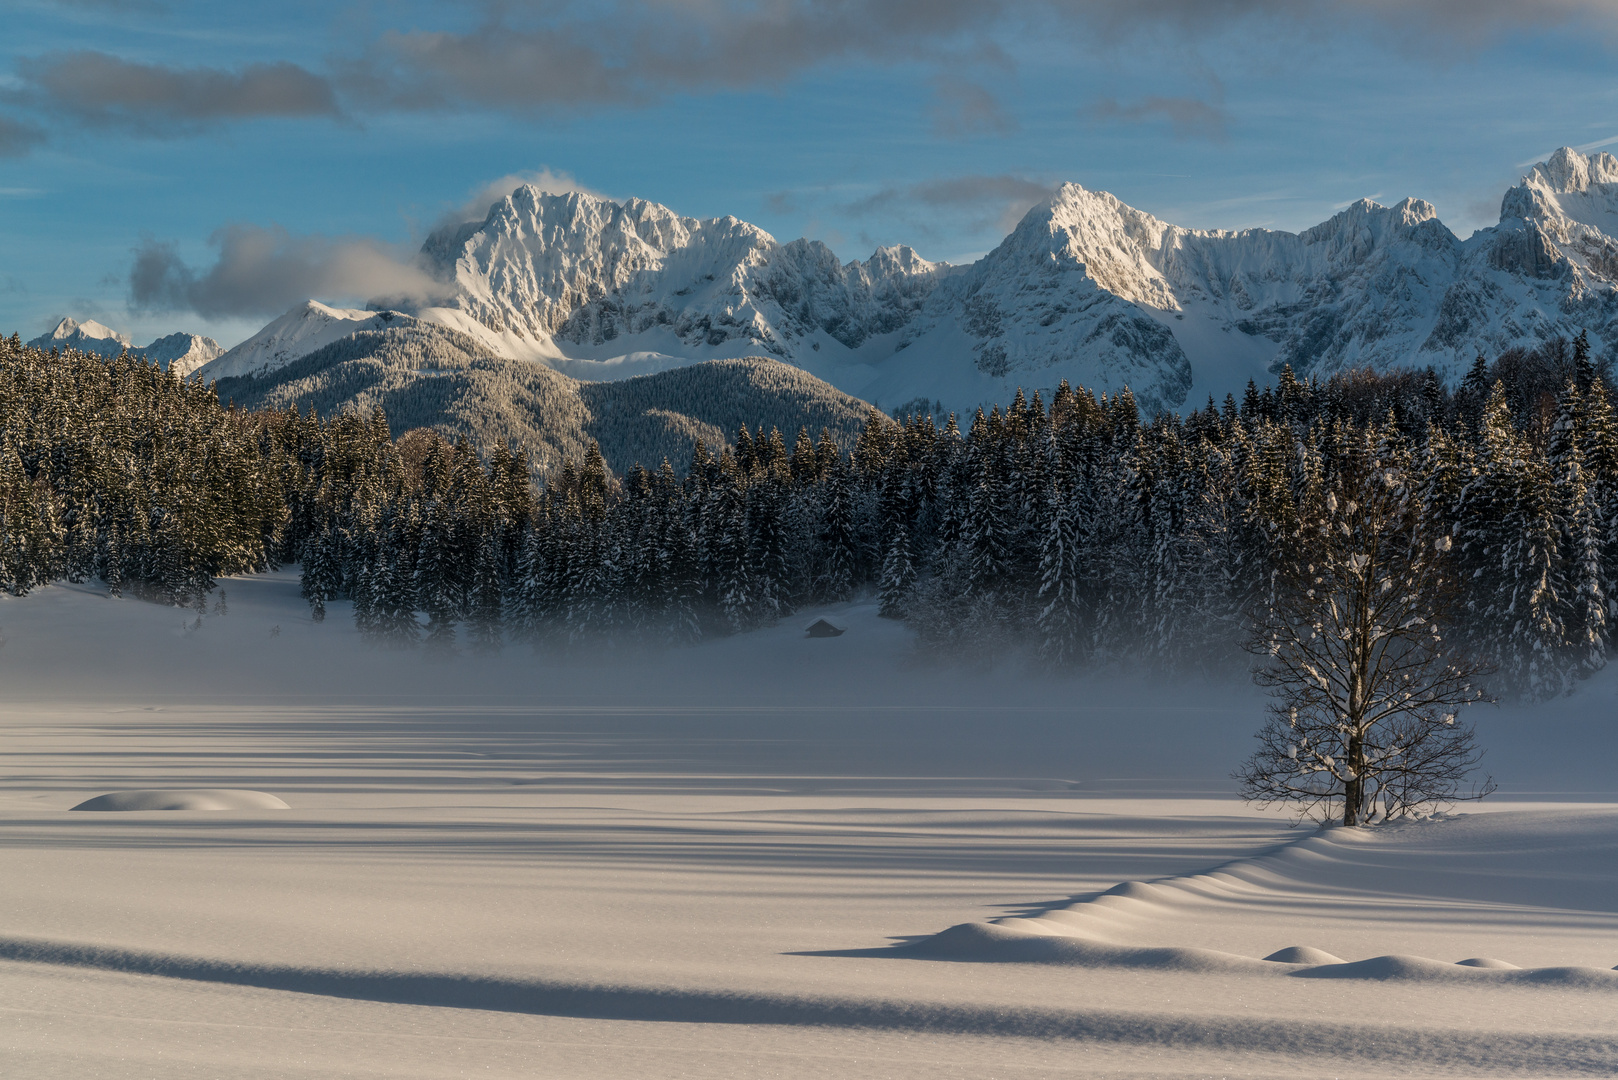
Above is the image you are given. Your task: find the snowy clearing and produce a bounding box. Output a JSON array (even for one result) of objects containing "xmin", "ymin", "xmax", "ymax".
[{"xmin": 1, "ymin": 573, "xmax": 1615, "ymax": 1078}]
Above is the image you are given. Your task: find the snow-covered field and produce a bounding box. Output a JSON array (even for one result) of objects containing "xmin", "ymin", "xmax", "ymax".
[{"xmin": 1, "ymin": 575, "xmax": 1615, "ymax": 1078}]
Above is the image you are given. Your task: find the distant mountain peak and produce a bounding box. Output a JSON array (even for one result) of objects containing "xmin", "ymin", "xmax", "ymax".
[
  {"xmin": 26, "ymin": 318, "xmax": 220, "ymax": 376},
  {"xmin": 33, "ymin": 317, "xmax": 129, "ymax": 349}
]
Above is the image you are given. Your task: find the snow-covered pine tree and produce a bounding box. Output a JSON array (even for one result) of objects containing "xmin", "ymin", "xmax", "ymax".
[
  {"xmin": 415, "ymin": 507, "xmax": 459, "ymax": 651},
  {"xmin": 1459, "ymin": 382, "xmax": 1564, "ymax": 694},
  {"xmin": 300, "ymin": 529, "xmax": 340, "ymax": 622},
  {"xmin": 1548, "ymin": 382, "xmax": 1608, "ymax": 675},
  {"xmin": 878, "ymin": 515, "xmax": 916, "ymax": 620},
  {"xmin": 1579, "ymin": 379, "xmax": 1618, "ymax": 625},
  {"xmin": 509, "ymin": 522, "xmax": 546, "ymax": 644},
  {"xmin": 467, "ymin": 530, "xmax": 504, "ymax": 653},
  {"xmin": 746, "ymin": 473, "xmax": 790, "ymax": 624},
  {"xmin": 1034, "ymin": 479, "xmax": 1082, "ymax": 664},
  {"xmin": 373, "ymin": 538, "xmax": 421, "ymax": 647},
  {"xmin": 816, "ymin": 461, "xmax": 856, "ymax": 603},
  {"xmin": 963, "ymin": 446, "xmax": 1013, "ymax": 603},
  {"xmin": 709, "ymin": 475, "xmax": 754, "ymax": 633}
]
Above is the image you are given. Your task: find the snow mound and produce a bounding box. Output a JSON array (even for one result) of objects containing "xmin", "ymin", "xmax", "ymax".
[
  {"xmin": 904, "ymin": 922, "xmax": 1265, "ymax": 974},
  {"xmin": 1294, "ymin": 953, "xmax": 1463, "ymax": 980},
  {"xmin": 1296, "ymin": 956, "xmax": 1618, "ymax": 986},
  {"xmin": 1456, "ymin": 956, "xmax": 1519, "ymax": 969},
  {"xmin": 1264, "ymin": 946, "xmax": 1345, "ymax": 965},
  {"xmin": 70, "ymin": 789, "xmax": 290, "ymax": 812}
]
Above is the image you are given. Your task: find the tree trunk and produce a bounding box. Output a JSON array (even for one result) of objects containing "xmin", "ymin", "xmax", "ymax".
[{"xmin": 1343, "ymin": 731, "xmax": 1364, "ymax": 826}]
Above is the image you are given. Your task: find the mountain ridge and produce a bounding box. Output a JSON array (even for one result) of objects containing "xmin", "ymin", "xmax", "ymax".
[{"xmin": 48, "ymin": 147, "xmax": 1618, "ymax": 418}]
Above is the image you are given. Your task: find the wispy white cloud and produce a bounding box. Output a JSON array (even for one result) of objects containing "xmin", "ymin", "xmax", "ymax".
[
  {"xmin": 1516, "ymin": 134, "xmax": 1618, "ymax": 167},
  {"xmin": 1333, "ymin": 193, "xmax": 1385, "ymax": 209},
  {"xmin": 454, "ymin": 168, "xmax": 606, "ymax": 222}
]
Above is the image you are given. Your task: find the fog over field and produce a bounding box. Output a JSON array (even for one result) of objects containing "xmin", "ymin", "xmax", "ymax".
[{"xmin": 1, "ymin": 574, "xmax": 1614, "ymax": 1078}]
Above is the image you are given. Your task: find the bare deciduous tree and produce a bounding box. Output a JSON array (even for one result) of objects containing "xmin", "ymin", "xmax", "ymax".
[{"xmin": 1236, "ymin": 451, "xmax": 1495, "ymax": 826}]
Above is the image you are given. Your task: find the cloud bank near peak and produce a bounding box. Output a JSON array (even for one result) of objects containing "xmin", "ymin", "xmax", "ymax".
[
  {"xmin": 128, "ymin": 226, "xmax": 438, "ymax": 320},
  {"xmin": 126, "ymin": 168, "xmax": 605, "ymax": 320},
  {"xmin": 453, "ymin": 168, "xmax": 607, "ymax": 223}
]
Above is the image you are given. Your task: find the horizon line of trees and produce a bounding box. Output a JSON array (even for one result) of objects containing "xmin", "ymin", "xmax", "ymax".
[{"xmin": 2, "ymin": 330, "xmax": 1615, "ymax": 701}]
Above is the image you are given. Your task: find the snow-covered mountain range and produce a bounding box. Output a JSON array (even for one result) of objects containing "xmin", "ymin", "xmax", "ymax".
[
  {"xmin": 75, "ymin": 146, "xmax": 1618, "ymax": 417},
  {"xmin": 26, "ymin": 318, "xmax": 223, "ymax": 378}
]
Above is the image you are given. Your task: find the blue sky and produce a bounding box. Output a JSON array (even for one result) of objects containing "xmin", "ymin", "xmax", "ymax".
[{"xmin": 3, "ymin": 0, "xmax": 1617, "ymax": 348}]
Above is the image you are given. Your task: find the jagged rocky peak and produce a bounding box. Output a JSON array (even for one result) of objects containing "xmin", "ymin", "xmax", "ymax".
[
  {"xmin": 864, "ymin": 244, "xmax": 942, "ymax": 277},
  {"xmin": 1501, "ymin": 147, "xmax": 1618, "ymax": 228},
  {"xmin": 1490, "ymin": 147, "xmax": 1618, "ymax": 286},
  {"xmin": 427, "ymin": 186, "xmax": 780, "ymax": 341},
  {"xmin": 141, "ymin": 332, "xmax": 224, "ymax": 378},
  {"xmin": 1528, "ymin": 146, "xmax": 1618, "ymax": 194},
  {"xmin": 1300, "ymin": 197, "xmax": 1456, "ymax": 265},
  {"xmin": 993, "ymin": 182, "xmax": 1183, "ymax": 311},
  {"xmin": 1305, "ymin": 196, "xmax": 1442, "ymax": 237},
  {"xmin": 418, "ymin": 183, "xmax": 954, "ymax": 357}
]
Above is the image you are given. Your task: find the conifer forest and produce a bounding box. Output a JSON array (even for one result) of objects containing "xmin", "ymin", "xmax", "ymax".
[{"xmin": 2, "ymin": 331, "xmax": 1614, "ymax": 701}]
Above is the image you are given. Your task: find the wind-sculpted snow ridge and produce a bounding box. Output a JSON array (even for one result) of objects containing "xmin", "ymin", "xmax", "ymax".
[
  {"xmin": 2, "ymin": 936, "xmax": 1614, "ymax": 1073},
  {"xmin": 211, "ymin": 321, "xmax": 870, "ymax": 474},
  {"xmin": 191, "ymin": 147, "xmax": 1618, "ymax": 418},
  {"xmin": 909, "ymin": 824, "xmax": 1618, "ymax": 986}
]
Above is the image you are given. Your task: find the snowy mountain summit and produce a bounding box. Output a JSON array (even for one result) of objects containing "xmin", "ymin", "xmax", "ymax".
[
  {"xmin": 197, "ymin": 148, "xmax": 1618, "ymax": 416},
  {"xmin": 199, "ymin": 302, "xmax": 417, "ymax": 381},
  {"xmin": 27, "ymin": 318, "xmax": 222, "ymax": 377},
  {"xmin": 411, "ymin": 188, "xmax": 948, "ymax": 377},
  {"xmin": 28, "ymin": 317, "xmax": 132, "ymax": 358}
]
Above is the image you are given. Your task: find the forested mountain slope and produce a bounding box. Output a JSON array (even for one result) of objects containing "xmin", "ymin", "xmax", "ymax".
[{"xmin": 210, "ymin": 322, "xmax": 871, "ymax": 475}]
